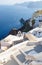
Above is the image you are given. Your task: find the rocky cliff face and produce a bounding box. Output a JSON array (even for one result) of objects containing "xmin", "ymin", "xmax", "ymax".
[
  {"xmin": 9, "ymin": 29, "xmax": 18, "ymax": 35},
  {"xmin": 15, "ymin": 1, "xmax": 42, "ymax": 8}
]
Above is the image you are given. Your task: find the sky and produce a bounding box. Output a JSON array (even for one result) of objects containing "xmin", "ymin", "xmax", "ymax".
[{"xmin": 0, "ymin": 0, "xmax": 41, "ymax": 5}]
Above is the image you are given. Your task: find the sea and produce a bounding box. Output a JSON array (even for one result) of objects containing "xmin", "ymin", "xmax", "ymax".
[{"xmin": 0, "ymin": 5, "xmax": 42, "ymax": 39}]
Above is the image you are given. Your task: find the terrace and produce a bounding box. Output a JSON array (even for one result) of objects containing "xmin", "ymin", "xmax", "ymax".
[
  {"xmin": 0, "ymin": 40, "xmax": 42, "ymax": 65},
  {"xmin": 0, "ymin": 27, "xmax": 42, "ymax": 65}
]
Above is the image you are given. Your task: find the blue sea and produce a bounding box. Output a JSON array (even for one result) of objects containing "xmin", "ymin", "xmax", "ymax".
[{"xmin": 0, "ymin": 5, "xmax": 41, "ymax": 39}]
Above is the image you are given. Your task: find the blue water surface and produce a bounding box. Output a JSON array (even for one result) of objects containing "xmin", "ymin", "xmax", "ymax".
[{"xmin": 0, "ymin": 5, "xmax": 42, "ymax": 39}]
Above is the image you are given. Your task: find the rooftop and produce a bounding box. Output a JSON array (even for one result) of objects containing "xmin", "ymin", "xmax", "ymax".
[{"xmin": 0, "ymin": 27, "xmax": 42, "ymax": 65}]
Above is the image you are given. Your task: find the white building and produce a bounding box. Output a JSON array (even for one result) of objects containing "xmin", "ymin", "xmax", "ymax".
[
  {"xmin": 0, "ymin": 27, "xmax": 42, "ymax": 65},
  {"xmin": 34, "ymin": 15, "xmax": 42, "ymax": 28}
]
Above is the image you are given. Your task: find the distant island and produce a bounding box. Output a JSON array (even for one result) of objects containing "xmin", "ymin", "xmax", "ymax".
[{"xmin": 15, "ymin": 1, "xmax": 42, "ymax": 8}]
